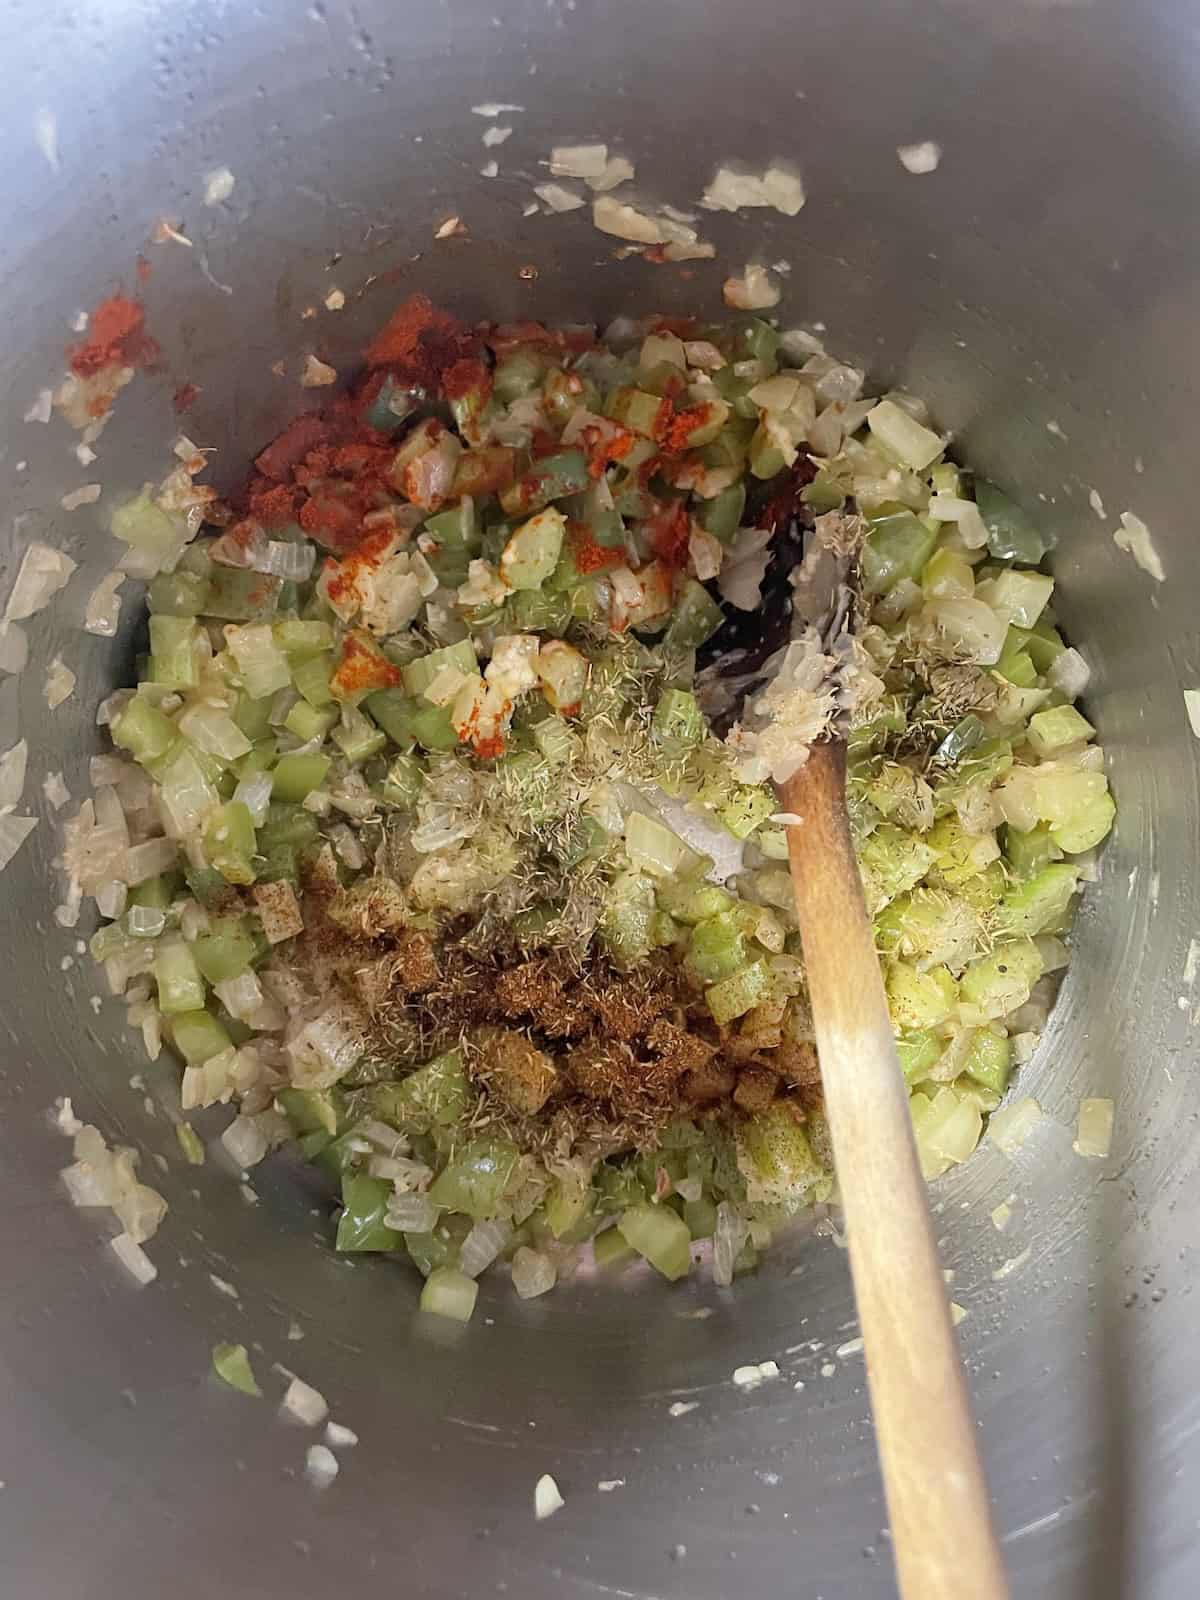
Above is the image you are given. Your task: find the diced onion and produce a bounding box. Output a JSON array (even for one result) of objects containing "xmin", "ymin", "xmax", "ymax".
[
  {"xmin": 459, "ymin": 1218, "xmax": 513, "ymax": 1277},
  {"xmin": 549, "ymin": 143, "xmax": 609, "ymax": 178},
  {"xmin": 0, "ymin": 620, "xmax": 28, "ymax": 675},
  {"xmin": 923, "ymin": 597, "xmax": 1007, "ymax": 665},
  {"xmin": 305, "ymin": 1445, "xmax": 339, "ymax": 1487},
  {"xmin": 987, "ymin": 1096, "xmax": 1043, "ymax": 1155},
  {"xmin": 85, "ymin": 571, "xmax": 125, "ymax": 636},
  {"xmin": 731, "ymin": 1360, "xmax": 780, "ymax": 1388},
  {"xmin": 0, "ymin": 814, "xmax": 37, "ymax": 872},
  {"xmin": 203, "ymin": 166, "xmax": 236, "ymax": 205},
  {"xmin": 592, "ymin": 195, "xmax": 699, "ymax": 247},
  {"xmin": 534, "ymin": 183, "xmax": 586, "ymax": 213},
  {"xmin": 723, "ymin": 265, "xmax": 781, "ymax": 311},
  {"xmin": 254, "ymin": 540, "xmax": 316, "ymax": 581},
  {"xmin": 512, "ymin": 1246, "xmax": 557, "ymax": 1299},
  {"xmin": 1049, "ymin": 648, "xmax": 1091, "ymax": 698},
  {"xmin": 301, "ymin": 354, "xmax": 338, "ymax": 388},
  {"xmin": 1073, "ymin": 1097, "xmax": 1114, "ymax": 1159},
  {"xmin": 179, "ymin": 704, "xmax": 253, "ymax": 761},
  {"xmin": 221, "ymin": 1114, "xmax": 270, "ymax": 1170},
  {"xmin": 1113, "ymin": 511, "xmax": 1164, "ymax": 581},
  {"xmin": 233, "ymin": 771, "xmax": 273, "ymax": 826},
  {"xmin": 713, "ymin": 1201, "xmax": 749, "ymax": 1287},
  {"xmin": 110, "ymin": 1232, "xmax": 158, "ymax": 1285},
  {"xmin": 481, "ymin": 124, "xmax": 513, "ymax": 147},
  {"xmin": 534, "ymin": 1474, "xmax": 565, "ymax": 1520},
  {"xmin": 325, "ymin": 1422, "xmax": 359, "ymax": 1449},
  {"xmin": 5, "ymin": 541, "xmax": 77, "ymax": 621},
  {"xmin": 281, "ymin": 1377, "xmax": 329, "ymax": 1426},
  {"xmin": 897, "ymin": 141, "xmax": 942, "ymax": 174}
]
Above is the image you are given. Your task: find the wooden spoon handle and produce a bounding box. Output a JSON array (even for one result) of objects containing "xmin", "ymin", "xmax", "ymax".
[{"xmin": 780, "ymin": 741, "xmax": 1009, "ymax": 1600}]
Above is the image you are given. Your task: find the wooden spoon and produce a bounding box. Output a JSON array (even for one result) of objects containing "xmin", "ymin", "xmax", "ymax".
[
  {"xmin": 700, "ymin": 473, "xmax": 1009, "ymax": 1598},
  {"xmin": 780, "ymin": 741, "xmax": 1009, "ymax": 1599}
]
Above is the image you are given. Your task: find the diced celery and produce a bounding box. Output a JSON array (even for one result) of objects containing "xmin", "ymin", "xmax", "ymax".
[
  {"xmin": 976, "ymin": 569, "xmax": 1054, "ymax": 628},
  {"xmin": 1051, "ymin": 788, "xmax": 1115, "ymax": 854},
  {"xmin": 205, "ymin": 567, "xmax": 283, "ymax": 622},
  {"xmin": 420, "ymin": 1266, "xmax": 479, "ymax": 1322},
  {"xmin": 500, "ymin": 451, "xmax": 590, "ymax": 517},
  {"xmin": 192, "ymin": 919, "xmax": 259, "ymax": 984},
  {"xmin": 857, "ymin": 824, "xmax": 937, "ymax": 911},
  {"xmin": 212, "ymin": 1342, "xmax": 262, "ymax": 1397},
  {"xmin": 401, "ymin": 640, "xmax": 478, "ymax": 699},
  {"xmin": 494, "ymin": 347, "xmax": 549, "ymax": 403},
  {"xmin": 925, "ymin": 816, "xmax": 1000, "ymax": 885},
  {"xmin": 371, "ymin": 1049, "xmax": 469, "ymax": 1135},
  {"xmin": 1024, "ymin": 620, "xmax": 1066, "ymax": 673},
  {"xmin": 973, "ymin": 481, "xmax": 1046, "ymax": 564},
  {"xmin": 364, "ymin": 373, "xmax": 424, "ymax": 432},
  {"xmin": 656, "ymin": 880, "xmax": 736, "ymax": 925},
  {"xmin": 111, "ymin": 698, "xmax": 177, "ymax": 766},
  {"xmin": 606, "ymin": 387, "xmax": 667, "ymax": 438},
  {"xmin": 962, "ymin": 1029, "xmax": 1012, "ymax": 1094},
  {"xmin": 664, "ymin": 579, "xmax": 724, "ymax": 651},
  {"xmin": 171, "ymin": 1009, "xmax": 233, "ymax": 1066},
  {"xmin": 203, "ymin": 801, "xmax": 258, "ymax": 886},
  {"xmin": 958, "ymin": 938, "xmax": 1044, "ymax": 1020},
  {"xmin": 148, "ymin": 570, "xmax": 210, "ymax": 616},
  {"xmin": 1003, "ymin": 823, "xmax": 1061, "ymax": 878},
  {"xmin": 545, "ymin": 1172, "xmax": 594, "ymax": 1239},
  {"xmin": 499, "ymin": 507, "xmax": 567, "ymax": 591},
  {"xmin": 154, "ymin": 938, "xmax": 207, "ymax": 1015},
  {"xmin": 600, "ymin": 870, "xmax": 657, "ymax": 968},
  {"xmin": 593, "ymin": 1225, "xmax": 637, "ymax": 1269},
  {"xmin": 896, "ymin": 1030, "xmax": 943, "ymax": 1082},
  {"xmin": 616, "ymin": 1203, "xmax": 691, "ymax": 1281},
  {"xmin": 233, "ymin": 693, "xmax": 276, "ymax": 742},
  {"xmin": 995, "ymin": 863, "xmax": 1079, "ymax": 938},
  {"xmin": 688, "ymin": 913, "xmax": 749, "ymax": 985},
  {"xmin": 274, "ymin": 618, "xmax": 333, "ymax": 659},
  {"xmin": 336, "ymin": 1174, "xmax": 403, "ymax": 1252},
  {"xmin": 884, "ymin": 961, "xmax": 958, "ymax": 1029},
  {"xmin": 624, "ymin": 812, "xmax": 697, "ymax": 879},
  {"xmin": 652, "ymin": 688, "xmax": 704, "ymax": 746},
  {"xmin": 332, "ymin": 705, "xmax": 387, "ymax": 764},
  {"xmin": 428, "ymin": 1136, "xmax": 520, "ymax": 1219},
  {"xmin": 862, "ymin": 511, "xmax": 939, "ymax": 596},
  {"xmin": 738, "ymin": 1103, "xmax": 824, "ymax": 1203},
  {"xmin": 697, "ymin": 481, "xmax": 746, "ymax": 543},
  {"xmin": 875, "ymin": 890, "xmax": 981, "ymax": 970},
  {"xmin": 995, "ymin": 631, "xmax": 1038, "ymax": 687},
  {"xmin": 277, "ymin": 1086, "xmax": 345, "ymax": 1138},
  {"xmin": 705, "ymin": 959, "xmax": 770, "ymax": 1024},
  {"xmin": 1027, "ymin": 705, "xmax": 1095, "ymax": 757},
  {"xmin": 292, "ymin": 651, "xmax": 335, "ymax": 709},
  {"xmin": 921, "ymin": 547, "xmax": 975, "ymax": 599},
  {"xmin": 866, "ymin": 399, "xmax": 943, "ymax": 470},
  {"xmin": 271, "ymin": 753, "xmax": 331, "ymax": 802},
  {"xmin": 532, "ymin": 716, "xmax": 575, "ymax": 765},
  {"xmin": 258, "ymin": 803, "xmax": 320, "ymax": 852},
  {"xmin": 147, "ymin": 615, "xmax": 200, "ymax": 690},
  {"xmin": 285, "ymin": 699, "xmax": 338, "ymax": 743}
]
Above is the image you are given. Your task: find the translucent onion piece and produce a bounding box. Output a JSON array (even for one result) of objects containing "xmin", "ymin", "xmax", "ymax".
[
  {"xmin": 44, "ymin": 656, "xmax": 77, "ymax": 708},
  {"xmin": 459, "ymin": 1218, "xmax": 513, "ymax": 1277},
  {"xmin": 85, "ymin": 571, "xmax": 126, "ymax": 636},
  {"xmin": 511, "ymin": 1246, "xmax": 557, "ymax": 1299},
  {"xmin": 533, "ymin": 182, "xmax": 586, "ymax": 213},
  {"xmin": 221, "ymin": 1115, "xmax": 269, "ymax": 1170},
  {"xmin": 987, "ymin": 1096, "xmax": 1043, "ymax": 1155},
  {"xmin": 723, "ymin": 265, "xmax": 781, "ymax": 311},
  {"xmin": 897, "ymin": 141, "xmax": 942, "ymax": 174},
  {"xmin": 0, "ymin": 620, "xmax": 29, "ymax": 675},
  {"xmin": 1113, "ymin": 511, "xmax": 1164, "ymax": 581},
  {"xmin": 281, "ymin": 1377, "xmax": 329, "ymax": 1427},
  {"xmin": 384, "ymin": 1191, "xmax": 438, "ymax": 1232},
  {"xmin": 534, "ymin": 1474, "xmax": 564, "ymax": 1520},
  {"xmin": 5, "ymin": 541, "xmax": 77, "ymax": 621},
  {"xmin": 255, "ymin": 540, "xmax": 316, "ymax": 581},
  {"xmin": 110, "ymin": 1232, "xmax": 157, "ymax": 1285},
  {"xmin": 549, "ymin": 143, "xmax": 608, "ymax": 179},
  {"xmin": 1073, "ymin": 1097, "xmax": 1114, "ymax": 1159},
  {"xmin": 305, "ymin": 1444, "xmax": 339, "ymax": 1486},
  {"xmin": 232, "ymin": 771, "xmax": 273, "ymax": 826},
  {"xmin": 0, "ymin": 739, "xmax": 28, "ymax": 813},
  {"xmin": 0, "ymin": 814, "xmax": 37, "ymax": 872}
]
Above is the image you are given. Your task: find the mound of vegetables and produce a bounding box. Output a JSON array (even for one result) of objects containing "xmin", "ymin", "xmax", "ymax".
[{"xmin": 70, "ymin": 297, "xmax": 1114, "ymax": 1316}]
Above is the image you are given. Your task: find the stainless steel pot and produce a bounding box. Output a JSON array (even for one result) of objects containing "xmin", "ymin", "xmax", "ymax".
[{"xmin": 2, "ymin": 1, "xmax": 1197, "ymax": 1595}]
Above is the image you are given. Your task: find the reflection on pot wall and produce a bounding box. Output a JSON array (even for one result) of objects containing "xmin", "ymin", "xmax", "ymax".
[{"xmin": 0, "ymin": 0, "xmax": 1197, "ymax": 1597}]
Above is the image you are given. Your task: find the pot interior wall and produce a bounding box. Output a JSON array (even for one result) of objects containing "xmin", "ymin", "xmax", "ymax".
[{"xmin": 0, "ymin": 1, "xmax": 1197, "ymax": 1597}]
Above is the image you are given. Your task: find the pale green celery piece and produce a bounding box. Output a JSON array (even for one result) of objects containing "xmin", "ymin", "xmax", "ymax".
[
  {"xmin": 866, "ymin": 399, "xmax": 944, "ymax": 471},
  {"xmin": 713, "ymin": 780, "xmax": 776, "ymax": 841},
  {"xmin": 285, "ymin": 699, "xmax": 338, "ymax": 743},
  {"xmin": 925, "ymin": 816, "xmax": 1000, "ymax": 885},
  {"xmin": 271, "ymin": 752, "xmax": 331, "ymax": 802},
  {"xmin": 862, "ymin": 511, "xmax": 940, "ymax": 596},
  {"xmin": 737, "ymin": 1103, "xmax": 824, "ymax": 1204},
  {"xmin": 170, "ymin": 1009, "xmax": 233, "ymax": 1065},
  {"xmin": 974, "ymin": 480, "xmax": 1046, "ymax": 564},
  {"xmin": 734, "ymin": 901, "xmax": 786, "ymax": 953},
  {"xmin": 921, "ymin": 547, "xmax": 974, "ymax": 599},
  {"xmin": 962, "ymin": 1029, "xmax": 1012, "ymax": 1094},
  {"xmin": 652, "ymin": 688, "xmax": 705, "ymax": 746},
  {"xmin": 1003, "ymin": 822, "xmax": 1062, "ymax": 878},
  {"xmin": 273, "ymin": 619, "xmax": 334, "ymax": 660},
  {"xmin": 616, "ymin": 1203, "xmax": 691, "ymax": 1281},
  {"xmin": 874, "ymin": 890, "xmax": 982, "ymax": 972},
  {"xmin": 688, "ymin": 912, "xmax": 749, "ymax": 985},
  {"xmin": 624, "ymin": 812, "xmax": 698, "ymax": 879},
  {"xmin": 857, "ymin": 824, "xmax": 937, "ymax": 912},
  {"xmin": 532, "ymin": 716, "xmax": 575, "ymax": 765},
  {"xmin": 419, "ymin": 1267, "xmax": 479, "ymax": 1323},
  {"xmin": 593, "ymin": 1225, "xmax": 637, "ymax": 1269},
  {"xmin": 705, "ymin": 959, "xmax": 770, "ymax": 1025},
  {"xmin": 545, "ymin": 1172, "xmax": 593, "ymax": 1239},
  {"xmin": 148, "ymin": 614, "xmax": 200, "ymax": 690},
  {"xmin": 333, "ymin": 705, "xmax": 387, "ymax": 764},
  {"xmin": 976, "ymin": 569, "xmax": 1055, "ymax": 628},
  {"xmin": 427, "ymin": 1137, "xmax": 521, "ymax": 1219},
  {"xmin": 655, "ymin": 879, "xmax": 736, "ymax": 925},
  {"xmin": 748, "ymin": 421, "xmax": 786, "ymax": 480},
  {"xmin": 600, "ymin": 870, "xmax": 658, "ymax": 968},
  {"xmin": 884, "ymin": 961, "xmax": 958, "ymax": 1030},
  {"xmin": 499, "ymin": 507, "xmax": 566, "ymax": 590},
  {"xmin": 212, "ymin": 1342, "xmax": 262, "ymax": 1397},
  {"xmin": 203, "ymin": 801, "xmax": 257, "ymax": 886},
  {"xmin": 154, "ymin": 937, "xmax": 207, "ymax": 1015},
  {"xmin": 896, "ymin": 1030, "xmax": 943, "ymax": 1082},
  {"xmin": 1026, "ymin": 704, "xmax": 1095, "ymax": 757},
  {"xmin": 909, "ymin": 1085, "xmax": 983, "ymax": 1179},
  {"xmin": 867, "ymin": 761, "xmax": 934, "ymax": 832},
  {"xmin": 368, "ymin": 1049, "xmax": 469, "ymax": 1135},
  {"xmin": 929, "ymin": 463, "xmax": 961, "ymax": 497},
  {"xmin": 754, "ymin": 827, "xmax": 790, "ymax": 861},
  {"xmin": 1050, "ymin": 789, "xmax": 1115, "ymax": 853},
  {"xmin": 111, "ymin": 697, "xmax": 178, "ymax": 766},
  {"xmin": 995, "ymin": 863, "xmax": 1079, "ymax": 938},
  {"xmin": 401, "ymin": 639, "xmax": 478, "ymax": 699},
  {"xmin": 292, "ymin": 651, "xmax": 336, "ymax": 708},
  {"xmin": 176, "ymin": 1123, "xmax": 206, "ymax": 1165},
  {"xmin": 958, "ymin": 938, "xmax": 1044, "ymax": 1020}
]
